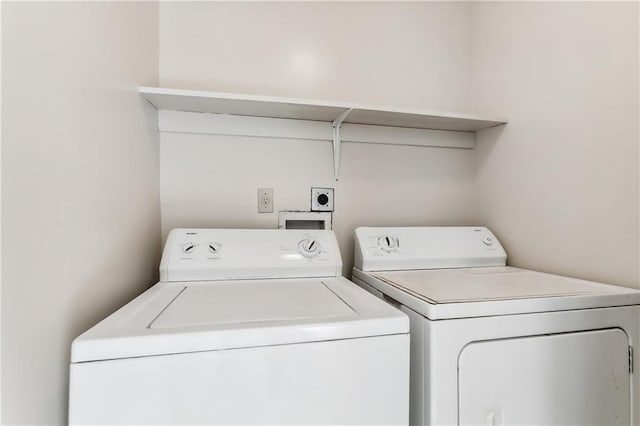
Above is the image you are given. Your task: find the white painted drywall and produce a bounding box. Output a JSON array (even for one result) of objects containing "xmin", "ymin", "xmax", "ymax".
[
  {"xmin": 160, "ymin": 2, "xmax": 471, "ymax": 111},
  {"xmin": 159, "ymin": 1, "xmax": 476, "ymax": 273},
  {"xmin": 1, "ymin": 2, "xmax": 160, "ymax": 424},
  {"xmin": 471, "ymin": 2, "xmax": 639, "ymax": 287}
]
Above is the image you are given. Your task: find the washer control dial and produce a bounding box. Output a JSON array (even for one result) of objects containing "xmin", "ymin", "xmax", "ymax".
[
  {"xmin": 182, "ymin": 242, "xmax": 197, "ymax": 254},
  {"xmin": 378, "ymin": 235, "xmax": 400, "ymax": 253},
  {"xmin": 208, "ymin": 242, "xmax": 222, "ymax": 254},
  {"xmin": 298, "ymin": 238, "xmax": 321, "ymax": 258}
]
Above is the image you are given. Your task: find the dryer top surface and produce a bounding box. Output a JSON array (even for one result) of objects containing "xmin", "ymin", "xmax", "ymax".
[{"xmin": 353, "ymin": 266, "xmax": 640, "ymax": 319}]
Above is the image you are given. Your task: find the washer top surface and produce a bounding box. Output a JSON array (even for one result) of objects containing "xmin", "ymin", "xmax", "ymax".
[
  {"xmin": 353, "ymin": 267, "xmax": 640, "ymax": 320},
  {"xmin": 71, "ymin": 277, "xmax": 408, "ymax": 363}
]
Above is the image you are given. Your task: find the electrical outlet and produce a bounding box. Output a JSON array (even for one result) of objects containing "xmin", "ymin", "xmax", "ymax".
[
  {"xmin": 258, "ymin": 188, "xmax": 273, "ymax": 213},
  {"xmin": 311, "ymin": 187, "xmax": 334, "ymax": 212}
]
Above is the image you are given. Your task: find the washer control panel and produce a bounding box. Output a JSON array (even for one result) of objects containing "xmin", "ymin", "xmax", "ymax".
[
  {"xmin": 354, "ymin": 226, "xmax": 507, "ymax": 272},
  {"xmin": 160, "ymin": 229, "xmax": 342, "ymax": 282}
]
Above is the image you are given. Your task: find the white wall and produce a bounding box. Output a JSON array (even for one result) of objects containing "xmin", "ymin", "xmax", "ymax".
[
  {"xmin": 159, "ymin": 1, "xmax": 476, "ymax": 273},
  {"xmin": 1, "ymin": 2, "xmax": 160, "ymax": 424},
  {"xmin": 160, "ymin": 1, "xmax": 471, "ymax": 111},
  {"xmin": 471, "ymin": 2, "xmax": 640, "ymax": 288}
]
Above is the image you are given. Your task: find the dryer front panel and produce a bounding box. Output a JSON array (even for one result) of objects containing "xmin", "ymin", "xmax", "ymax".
[{"xmin": 458, "ymin": 328, "xmax": 630, "ymax": 425}]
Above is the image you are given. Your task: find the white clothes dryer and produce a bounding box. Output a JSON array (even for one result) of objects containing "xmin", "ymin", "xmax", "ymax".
[
  {"xmin": 69, "ymin": 229, "xmax": 409, "ymax": 425},
  {"xmin": 352, "ymin": 226, "xmax": 640, "ymax": 426}
]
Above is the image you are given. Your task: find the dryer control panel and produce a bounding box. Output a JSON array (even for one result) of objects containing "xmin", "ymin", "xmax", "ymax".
[
  {"xmin": 354, "ymin": 227, "xmax": 507, "ymax": 272},
  {"xmin": 160, "ymin": 229, "xmax": 343, "ymax": 282}
]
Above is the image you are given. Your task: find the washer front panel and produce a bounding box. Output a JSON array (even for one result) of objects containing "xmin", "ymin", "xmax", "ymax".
[{"xmin": 70, "ymin": 333, "xmax": 409, "ymax": 425}]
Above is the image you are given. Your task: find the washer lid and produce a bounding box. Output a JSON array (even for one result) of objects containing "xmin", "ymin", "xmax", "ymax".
[
  {"xmin": 71, "ymin": 277, "xmax": 408, "ymax": 363},
  {"xmin": 354, "ymin": 267, "xmax": 640, "ymax": 319},
  {"xmin": 149, "ymin": 280, "xmax": 356, "ymax": 329}
]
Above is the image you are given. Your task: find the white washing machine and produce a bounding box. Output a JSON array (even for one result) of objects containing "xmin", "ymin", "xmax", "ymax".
[
  {"xmin": 352, "ymin": 226, "xmax": 640, "ymax": 426},
  {"xmin": 69, "ymin": 229, "xmax": 409, "ymax": 425}
]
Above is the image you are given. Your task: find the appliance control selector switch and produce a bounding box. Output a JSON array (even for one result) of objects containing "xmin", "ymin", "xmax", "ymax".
[
  {"xmin": 378, "ymin": 236, "xmax": 399, "ymax": 253},
  {"xmin": 208, "ymin": 242, "xmax": 222, "ymax": 254},
  {"xmin": 483, "ymin": 236, "xmax": 494, "ymax": 246},
  {"xmin": 298, "ymin": 238, "xmax": 321, "ymax": 258},
  {"xmin": 182, "ymin": 242, "xmax": 197, "ymax": 254}
]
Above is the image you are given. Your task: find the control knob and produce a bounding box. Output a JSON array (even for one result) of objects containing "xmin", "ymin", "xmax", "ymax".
[
  {"xmin": 208, "ymin": 242, "xmax": 222, "ymax": 254},
  {"xmin": 182, "ymin": 242, "xmax": 197, "ymax": 254},
  {"xmin": 298, "ymin": 238, "xmax": 321, "ymax": 258},
  {"xmin": 483, "ymin": 236, "xmax": 494, "ymax": 246},
  {"xmin": 378, "ymin": 235, "xmax": 399, "ymax": 253}
]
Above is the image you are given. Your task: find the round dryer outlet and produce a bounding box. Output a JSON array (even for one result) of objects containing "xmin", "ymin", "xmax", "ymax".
[{"xmin": 311, "ymin": 187, "xmax": 334, "ymax": 212}]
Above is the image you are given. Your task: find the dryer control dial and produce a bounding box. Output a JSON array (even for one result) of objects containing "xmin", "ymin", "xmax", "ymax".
[
  {"xmin": 298, "ymin": 238, "xmax": 321, "ymax": 258},
  {"xmin": 378, "ymin": 235, "xmax": 400, "ymax": 253},
  {"xmin": 483, "ymin": 236, "xmax": 494, "ymax": 246}
]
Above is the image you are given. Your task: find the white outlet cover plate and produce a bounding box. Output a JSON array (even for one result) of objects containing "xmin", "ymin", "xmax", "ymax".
[
  {"xmin": 258, "ymin": 188, "xmax": 274, "ymax": 213},
  {"xmin": 311, "ymin": 187, "xmax": 334, "ymax": 212}
]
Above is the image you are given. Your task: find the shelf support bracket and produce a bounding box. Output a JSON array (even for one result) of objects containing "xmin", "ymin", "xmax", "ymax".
[{"xmin": 332, "ymin": 108, "xmax": 353, "ymax": 181}]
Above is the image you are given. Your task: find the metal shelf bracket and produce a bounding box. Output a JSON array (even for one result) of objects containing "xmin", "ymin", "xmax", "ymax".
[{"xmin": 332, "ymin": 108, "xmax": 353, "ymax": 181}]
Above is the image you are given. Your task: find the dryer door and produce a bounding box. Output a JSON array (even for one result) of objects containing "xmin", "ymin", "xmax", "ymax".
[{"xmin": 458, "ymin": 328, "xmax": 630, "ymax": 425}]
